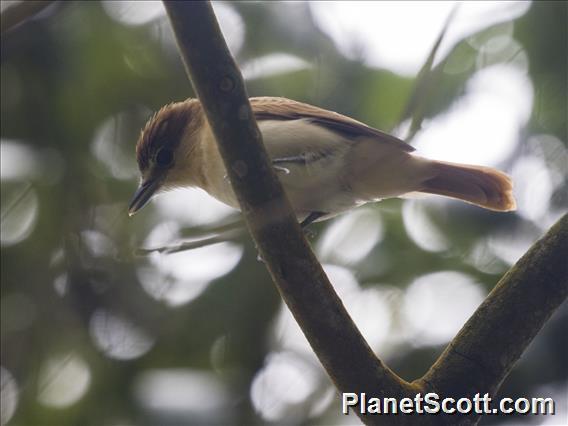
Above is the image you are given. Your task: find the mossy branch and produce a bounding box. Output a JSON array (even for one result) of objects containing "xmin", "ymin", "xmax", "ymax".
[{"xmin": 418, "ymin": 214, "xmax": 568, "ymax": 414}]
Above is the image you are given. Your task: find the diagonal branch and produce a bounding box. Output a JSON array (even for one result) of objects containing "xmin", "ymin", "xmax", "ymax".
[
  {"xmin": 161, "ymin": 2, "xmax": 567, "ymax": 425},
  {"xmin": 416, "ymin": 213, "xmax": 568, "ymax": 424},
  {"xmin": 162, "ymin": 2, "xmax": 413, "ymax": 425},
  {"xmin": 134, "ymin": 227, "xmax": 244, "ymax": 256},
  {"xmin": 1, "ymin": 0, "xmax": 55, "ymax": 34}
]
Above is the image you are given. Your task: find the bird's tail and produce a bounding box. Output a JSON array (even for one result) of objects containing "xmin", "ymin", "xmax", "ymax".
[{"xmin": 417, "ymin": 159, "xmax": 516, "ymax": 212}]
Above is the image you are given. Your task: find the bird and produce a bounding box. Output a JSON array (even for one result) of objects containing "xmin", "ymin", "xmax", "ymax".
[{"xmin": 128, "ymin": 97, "xmax": 516, "ymax": 227}]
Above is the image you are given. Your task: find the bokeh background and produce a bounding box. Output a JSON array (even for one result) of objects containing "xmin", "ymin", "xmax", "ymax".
[{"xmin": 1, "ymin": 1, "xmax": 566, "ymax": 425}]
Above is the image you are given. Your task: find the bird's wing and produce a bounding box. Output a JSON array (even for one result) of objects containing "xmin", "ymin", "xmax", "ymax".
[{"xmin": 250, "ymin": 97, "xmax": 415, "ymax": 152}]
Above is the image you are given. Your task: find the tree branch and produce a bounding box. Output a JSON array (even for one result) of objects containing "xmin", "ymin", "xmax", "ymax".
[
  {"xmin": 161, "ymin": 2, "xmax": 567, "ymax": 425},
  {"xmin": 162, "ymin": 2, "xmax": 412, "ymax": 425},
  {"xmin": 416, "ymin": 213, "xmax": 568, "ymax": 424}
]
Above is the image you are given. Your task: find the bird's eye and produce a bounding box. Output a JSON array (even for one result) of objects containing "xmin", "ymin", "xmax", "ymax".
[{"xmin": 155, "ymin": 148, "xmax": 174, "ymax": 167}]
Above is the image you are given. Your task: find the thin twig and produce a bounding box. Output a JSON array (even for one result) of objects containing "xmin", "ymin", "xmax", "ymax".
[
  {"xmin": 178, "ymin": 218, "xmax": 243, "ymax": 239},
  {"xmin": 399, "ymin": 4, "xmax": 460, "ymax": 142},
  {"xmin": 135, "ymin": 227, "xmax": 244, "ymax": 256},
  {"xmin": 1, "ymin": 182, "xmax": 33, "ymax": 224},
  {"xmin": 1, "ymin": 0, "xmax": 55, "ymax": 34}
]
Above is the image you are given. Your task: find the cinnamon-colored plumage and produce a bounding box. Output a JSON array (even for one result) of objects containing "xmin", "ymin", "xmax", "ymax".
[{"xmin": 129, "ymin": 97, "xmax": 516, "ymax": 223}]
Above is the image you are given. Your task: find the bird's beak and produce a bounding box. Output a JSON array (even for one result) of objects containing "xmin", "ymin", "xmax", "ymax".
[{"xmin": 128, "ymin": 177, "xmax": 162, "ymax": 216}]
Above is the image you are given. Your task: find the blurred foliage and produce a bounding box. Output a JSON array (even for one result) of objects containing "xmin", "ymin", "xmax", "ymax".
[{"xmin": 1, "ymin": 2, "xmax": 566, "ymax": 426}]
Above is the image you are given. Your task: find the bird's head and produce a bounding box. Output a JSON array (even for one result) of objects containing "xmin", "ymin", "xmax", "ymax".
[{"xmin": 128, "ymin": 99, "xmax": 205, "ymax": 216}]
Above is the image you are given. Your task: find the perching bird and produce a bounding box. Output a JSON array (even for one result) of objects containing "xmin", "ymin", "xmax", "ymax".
[{"xmin": 128, "ymin": 97, "xmax": 516, "ymax": 226}]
